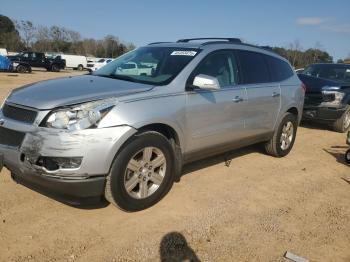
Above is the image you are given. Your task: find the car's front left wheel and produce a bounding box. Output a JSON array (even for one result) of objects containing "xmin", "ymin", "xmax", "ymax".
[{"xmin": 105, "ymin": 131, "xmax": 175, "ymax": 212}]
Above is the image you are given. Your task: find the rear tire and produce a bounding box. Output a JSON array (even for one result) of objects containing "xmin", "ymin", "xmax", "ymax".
[
  {"xmin": 51, "ymin": 64, "xmax": 60, "ymax": 72},
  {"xmin": 265, "ymin": 112, "xmax": 298, "ymax": 157},
  {"xmin": 105, "ymin": 131, "xmax": 175, "ymax": 212},
  {"xmin": 332, "ymin": 106, "xmax": 350, "ymax": 133}
]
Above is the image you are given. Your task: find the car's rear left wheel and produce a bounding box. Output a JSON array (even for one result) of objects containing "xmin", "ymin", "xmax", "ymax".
[
  {"xmin": 265, "ymin": 112, "xmax": 298, "ymax": 157},
  {"xmin": 105, "ymin": 131, "xmax": 175, "ymax": 212}
]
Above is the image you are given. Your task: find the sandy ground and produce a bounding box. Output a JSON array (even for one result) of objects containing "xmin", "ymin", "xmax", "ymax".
[{"xmin": 0, "ymin": 70, "xmax": 350, "ymax": 262}]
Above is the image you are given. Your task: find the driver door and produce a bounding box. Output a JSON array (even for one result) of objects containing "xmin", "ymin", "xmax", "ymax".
[{"xmin": 185, "ymin": 50, "xmax": 247, "ymax": 155}]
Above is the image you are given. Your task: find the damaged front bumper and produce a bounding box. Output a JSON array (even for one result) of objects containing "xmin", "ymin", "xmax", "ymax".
[
  {"xmin": 0, "ymin": 113, "xmax": 137, "ymax": 199},
  {"xmin": 302, "ymin": 105, "xmax": 346, "ymax": 122}
]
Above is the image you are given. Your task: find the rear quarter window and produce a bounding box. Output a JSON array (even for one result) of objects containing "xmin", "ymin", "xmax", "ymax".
[
  {"xmin": 265, "ymin": 55, "xmax": 294, "ymax": 82},
  {"xmin": 236, "ymin": 50, "xmax": 270, "ymax": 84}
]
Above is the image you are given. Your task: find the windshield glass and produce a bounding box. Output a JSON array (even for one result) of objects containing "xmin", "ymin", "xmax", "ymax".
[
  {"xmin": 93, "ymin": 47, "xmax": 200, "ymax": 85},
  {"xmin": 303, "ymin": 64, "xmax": 350, "ymax": 82}
]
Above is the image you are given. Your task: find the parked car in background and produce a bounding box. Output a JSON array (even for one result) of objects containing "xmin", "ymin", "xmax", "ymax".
[
  {"xmin": 0, "ymin": 38, "xmax": 304, "ymax": 211},
  {"xmin": 116, "ymin": 62, "xmax": 154, "ymax": 76},
  {"xmin": 59, "ymin": 54, "xmax": 87, "ymax": 70},
  {"xmin": 8, "ymin": 52, "xmax": 66, "ymax": 72},
  {"xmin": 87, "ymin": 58, "xmax": 113, "ymax": 72},
  {"xmin": 0, "ymin": 48, "xmax": 8, "ymax": 56},
  {"xmin": 0, "ymin": 55, "xmax": 12, "ymax": 71},
  {"xmin": 299, "ymin": 63, "xmax": 350, "ymax": 132},
  {"xmin": 295, "ymin": 68, "xmax": 304, "ymax": 74}
]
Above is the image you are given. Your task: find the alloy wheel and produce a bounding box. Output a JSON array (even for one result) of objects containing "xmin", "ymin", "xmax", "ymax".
[{"xmin": 124, "ymin": 147, "xmax": 166, "ymax": 199}]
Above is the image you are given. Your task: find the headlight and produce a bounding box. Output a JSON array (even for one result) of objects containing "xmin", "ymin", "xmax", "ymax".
[
  {"xmin": 44, "ymin": 99, "xmax": 117, "ymax": 130},
  {"xmin": 321, "ymin": 86, "xmax": 345, "ymax": 106},
  {"xmin": 1, "ymin": 92, "xmax": 11, "ymax": 109}
]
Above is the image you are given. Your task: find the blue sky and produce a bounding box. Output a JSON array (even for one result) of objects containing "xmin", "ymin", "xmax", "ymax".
[{"xmin": 2, "ymin": 0, "xmax": 350, "ymax": 60}]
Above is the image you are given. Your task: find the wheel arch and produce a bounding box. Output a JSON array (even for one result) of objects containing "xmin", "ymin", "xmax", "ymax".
[{"xmin": 286, "ymin": 107, "xmax": 299, "ymax": 118}]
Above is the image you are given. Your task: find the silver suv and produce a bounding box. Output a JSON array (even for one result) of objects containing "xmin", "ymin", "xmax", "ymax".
[{"xmin": 0, "ymin": 38, "xmax": 304, "ymax": 211}]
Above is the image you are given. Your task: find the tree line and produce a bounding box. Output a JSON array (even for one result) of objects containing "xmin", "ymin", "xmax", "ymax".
[
  {"xmin": 0, "ymin": 14, "xmax": 135, "ymax": 58},
  {"xmin": 1, "ymin": 14, "xmax": 349, "ymax": 66}
]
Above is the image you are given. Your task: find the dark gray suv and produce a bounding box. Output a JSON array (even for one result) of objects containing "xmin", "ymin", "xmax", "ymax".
[{"xmin": 0, "ymin": 38, "xmax": 304, "ymax": 211}]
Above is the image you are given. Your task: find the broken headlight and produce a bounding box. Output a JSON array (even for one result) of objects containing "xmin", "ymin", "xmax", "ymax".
[
  {"xmin": 43, "ymin": 99, "xmax": 116, "ymax": 130},
  {"xmin": 321, "ymin": 86, "xmax": 345, "ymax": 106}
]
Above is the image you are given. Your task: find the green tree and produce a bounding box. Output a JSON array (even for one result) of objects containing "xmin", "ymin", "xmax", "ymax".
[{"xmin": 0, "ymin": 14, "xmax": 23, "ymax": 51}]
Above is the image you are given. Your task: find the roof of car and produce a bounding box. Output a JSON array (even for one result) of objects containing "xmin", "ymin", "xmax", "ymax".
[{"xmin": 146, "ymin": 40, "xmax": 284, "ymax": 61}]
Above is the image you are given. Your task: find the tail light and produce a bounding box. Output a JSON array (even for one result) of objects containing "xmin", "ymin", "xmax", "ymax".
[{"xmin": 301, "ymin": 83, "xmax": 306, "ymax": 93}]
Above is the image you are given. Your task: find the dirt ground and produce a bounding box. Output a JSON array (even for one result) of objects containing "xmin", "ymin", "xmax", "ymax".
[{"xmin": 0, "ymin": 70, "xmax": 350, "ymax": 262}]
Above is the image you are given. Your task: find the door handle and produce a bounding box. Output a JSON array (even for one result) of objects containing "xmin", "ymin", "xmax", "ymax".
[
  {"xmin": 232, "ymin": 96, "xmax": 243, "ymax": 103},
  {"xmin": 272, "ymin": 92, "xmax": 280, "ymax": 97}
]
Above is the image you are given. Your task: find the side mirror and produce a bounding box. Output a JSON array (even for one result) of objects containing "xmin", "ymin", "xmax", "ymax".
[{"xmin": 192, "ymin": 74, "xmax": 220, "ymax": 90}]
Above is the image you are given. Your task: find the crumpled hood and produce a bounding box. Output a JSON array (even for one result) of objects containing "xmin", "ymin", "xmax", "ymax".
[{"xmin": 7, "ymin": 75, "xmax": 153, "ymax": 109}]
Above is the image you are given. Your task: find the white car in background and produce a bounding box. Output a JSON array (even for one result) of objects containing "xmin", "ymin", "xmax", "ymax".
[
  {"xmin": 116, "ymin": 62, "xmax": 154, "ymax": 76},
  {"xmin": 87, "ymin": 58, "xmax": 113, "ymax": 72},
  {"xmin": 0, "ymin": 48, "xmax": 8, "ymax": 56},
  {"xmin": 59, "ymin": 54, "xmax": 87, "ymax": 70}
]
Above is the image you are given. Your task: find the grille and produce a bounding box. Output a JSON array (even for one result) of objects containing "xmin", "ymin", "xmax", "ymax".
[
  {"xmin": 0, "ymin": 127, "xmax": 26, "ymax": 147},
  {"xmin": 87, "ymin": 64, "xmax": 94, "ymax": 68},
  {"xmin": 304, "ymin": 92, "xmax": 323, "ymax": 106},
  {"xmin": 2, "ymin": 104, "xmax": 37, "ymax": 124}
]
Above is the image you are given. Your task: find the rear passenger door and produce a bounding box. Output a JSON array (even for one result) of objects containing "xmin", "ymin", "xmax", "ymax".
[{"xmin": 236, "ymin": 50, "xmax": 281, "ymax": 137}]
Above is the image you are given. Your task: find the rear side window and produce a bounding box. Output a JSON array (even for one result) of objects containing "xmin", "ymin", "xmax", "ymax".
[
  {"xmin": 236, "ymin": 50, "xmax": 269, "ymax": 84},
  {"xmin": 266, "ymin": 55, "xmax": 294, "ymax": 82}
]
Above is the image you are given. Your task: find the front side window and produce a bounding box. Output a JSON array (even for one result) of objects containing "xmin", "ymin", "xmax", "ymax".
[
  {"xmin": 237, "ymin": 50, "xmax": 270, "ymax": 84},
  {"xmin": 191, "ymin": 50, "xmax": 238, "ymax": 88},
  {"xmin": 94, "ymin": 47, "xmax": 200, "ymax": 85}
]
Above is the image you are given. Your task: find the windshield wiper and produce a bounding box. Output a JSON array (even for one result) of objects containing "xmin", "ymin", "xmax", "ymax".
[{"xmin": 94, "ymin": 74, "xmax": 136, "ymax": 82}]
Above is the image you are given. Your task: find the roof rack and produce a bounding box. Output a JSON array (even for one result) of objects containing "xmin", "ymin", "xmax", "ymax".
[
  {"xmin": 177, "ymin": 38, "xmax": 242, "ymax": 43},
  {"xmin": 148, "ymin": 41, "xmax": 173, "ymax": 45}
]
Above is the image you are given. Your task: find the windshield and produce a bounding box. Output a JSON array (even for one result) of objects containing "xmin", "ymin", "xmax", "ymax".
[
  {"xmin": 303, "ymin": 64, "xmax": 350, "ymax": 82},
  {"xmin": 93, "ymin": 47, "xmax": 200, "ymax": 85}
]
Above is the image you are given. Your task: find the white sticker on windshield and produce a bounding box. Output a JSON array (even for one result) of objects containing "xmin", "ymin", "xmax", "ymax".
[
  {"xmin": 171, "ymin": 51, "xmax": 197, "ymax": 56},
  {"xmin": 346, "ymin": 69, "xmax": 350, "ymax": 73}
]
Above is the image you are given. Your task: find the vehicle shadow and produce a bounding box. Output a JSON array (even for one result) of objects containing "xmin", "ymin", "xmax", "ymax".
[
  {"xmin": 181, "ymin": 144, "xmax": 263, "ymax": 177},
  {"xmin": 159, "ymin": 232, "xmax": 200, "ymax": 262},
  {"xmin": 300, "ymin": 120, "xmax": 332, "ymax": 131},
  {"xmin": 341, "ymin": 177, "xmax": 350, "ymax": 185},
  {"xmin": 323, "ymin": 147, "xmax": 348, "ymax": 167},
  {"xmin": 13, "ymin": 144, "xmax": 263, "ymax": 210}
]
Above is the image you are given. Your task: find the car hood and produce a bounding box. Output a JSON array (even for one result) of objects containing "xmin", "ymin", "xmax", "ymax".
[
  {"xmin": 7, "ymin": 75, "xmax": 154, "ymax": 110},
  {"xmin": 298, "ymin": 73, "xmax": 345, "ymax": 93}
]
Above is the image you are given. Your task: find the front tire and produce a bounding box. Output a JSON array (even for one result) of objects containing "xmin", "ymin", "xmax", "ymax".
[
  {"xmin": 16, "ymin": 64, "xmax": 26, "ymax": 73},
  {"xmin": 265, "ymin": 112, "xmax": 298, "ymax": 157},
  {"xmin": 333, "ymin": 106, "xmax": 350, "ymax": 133},
  {"xmin": 105, "ymin": 131, "xmax": 175, "ymax": 212},
  {"xmin": 77, "ymin": 64, "xmax": 84, "ymax": 71}
]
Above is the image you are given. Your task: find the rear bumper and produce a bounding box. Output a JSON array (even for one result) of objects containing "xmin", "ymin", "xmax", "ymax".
[{"xmin": 302, "ymin": 106, "xmax": 345, "ymax": 122}]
